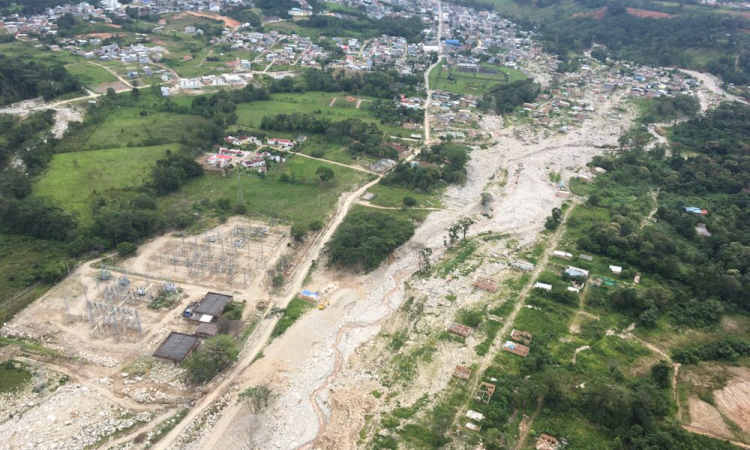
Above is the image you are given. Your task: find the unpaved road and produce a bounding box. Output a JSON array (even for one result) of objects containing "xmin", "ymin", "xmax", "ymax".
[{"xmin": 150, "ymin": 176, "xmax": 382, "ymax": 450}]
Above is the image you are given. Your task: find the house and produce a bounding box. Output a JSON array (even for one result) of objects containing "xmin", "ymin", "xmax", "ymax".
[
  {"xmin": 448, "ymin": 323, "xmax": 473, "ymax": 338},
  {"xmin": 208, "ymin": 153, "xmax": 232, "ymax": 168},
  {"xmin": 552, "ymin": 250, "xmax": 573, "ymax": 260},
  {"xmin": 160, "ymin": 87, "xmax": 170, "ymax": 97},
  {"xmin": 609, "ymin": 265, "xmax": 623, "ymax": 275},
  {"xmin": 242, "ymin": 158, "xmax": 266, "ymax": 169},
  {"xmin": 564, "ymin": 266, "xmax": 589, "ymax": 278},
  {"xmin": 536, "ymin": 434, "xmax": 560, "ymax": 450},
  {"xmin": 512, "ymin": 260, "xmax": 535, "ymax": 271},
  {"xmin": 473, "ymin": 277, "xmax": 498, "ymax": 293},
  {"xmin": 534, "ymin": 282, "xmax": 552, "ymax": 291},
  {"xmin": 153, "ymin": 332, "xmax": 200, "ymax": 362},
  {"xmin": 579, "ymin": 254, "xmax": 593, "ymax": 261},
  {"xmin": 187, "ymin": 292, "xmax": 233, "ymax": 322},
  {"xmin": 267, "ymin": 138, "xmax": 295, "ymax": 150},
  {"xmin": 369, "ymin": 158, "xmax": 397, "ymax": 173}
]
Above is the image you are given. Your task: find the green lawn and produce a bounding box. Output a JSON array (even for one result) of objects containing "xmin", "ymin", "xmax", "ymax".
[
  {"xmin": 65, "ymin": 62, "xmax": 119, "ymax": 88},
  {"xmin": 429, "ymin": 60, "xmax": 527, "ymax": 96},
  {"xmin": 365, "ymin": 184, "xmax": 442, "ymax": 209},
  {"xmin": 0, "ymin": 360, "xmax": 32, "ymax": 393},
  {"xmin": 233, "ymin": 91, "xmax": 409, "ymax": 137},
  {"xmin": 58, "ymin": 107, "xmax": 211, "ymax": 151},
  {"xmin": 35, "ymin": 144, "xmax": 175, "ymax": 223},
  {"xmin": 160, "ymin": 155, "xmax": 373, "ymax": 227}
]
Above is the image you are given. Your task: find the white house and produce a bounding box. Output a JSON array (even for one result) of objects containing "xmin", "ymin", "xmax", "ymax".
[
  {"xmin": 208, "ymin": 154, "xmax": 232, "ymax": 168},
  {"xmin": 267, "ymin": 138, "xmax": 295, "ymax": 150}
]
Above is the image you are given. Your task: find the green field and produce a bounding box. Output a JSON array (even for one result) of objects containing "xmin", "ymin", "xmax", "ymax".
[
  {"xmin": 365, "ymin": 184, "xmax": 442, "ymax": 209},
  {"xmin": 233, "ymin": 91, "xmax": 410, "ymax": 137},
  {"xmin": 0, "ymin": 360, "xmax": 32, "ymax": 393},
  {"xmin": 161, "ymin": 155, "xmax": 373, "ymax": 227},
  {"xmin": 429, "ymin": 60, "xmax": 527, "ymax": 96},
  {"xmin": 35, "ymin": 144, "xmax": 175, "ymax": 223},
  {"xmin": 59, "ymin": 107, "xmax": 211, "ymax": 151},
  {"xmin": 65, "ymin": 62, "xmax": 119, "ymax": 88}
]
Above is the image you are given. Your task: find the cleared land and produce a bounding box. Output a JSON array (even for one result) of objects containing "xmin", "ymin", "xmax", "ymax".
[{"xmin": 34, "ymin": 144, "xmax": 175, "ymax": 223}]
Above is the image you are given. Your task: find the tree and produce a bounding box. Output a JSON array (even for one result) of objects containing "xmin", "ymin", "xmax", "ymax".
[
  {"xmin": 291, "ymin": 223, "xmax": 306, "ymax": 241},
  {"xmin": 182, "ymin": 335, "xmax": 239, "ymax": 383},
  {"xmin": 544, "ymin": 207, "xmax": 563, "ymax": 231},
  {"xmin": 106, "ymin": 87, "xmax": 117, "ymax": 100},
  {"xmin": 116, "ymin": 242, "xmax": 138, "ymax": 256},
  {"xmin": 316, "ymin": 166, "xmax": 334, "ymax": 182},
  {"xmin": 131, "ymin": 87, "xmax": 140, "ymax": 101},
  {"xmin": 403, "ymin": 196, "xmax": 417, "ymax": 207},
  {"xmin": 458, "ymin": 218, "xmax": 475, "ymax": 239},
  {"xmin": 240, "ymin": 383, "xmax": 273, "ymax": 413}
]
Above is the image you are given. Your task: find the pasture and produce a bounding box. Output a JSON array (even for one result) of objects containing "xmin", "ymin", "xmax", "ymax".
[
  {"xmin": 160, "ymin": 155, "xmax": 373, "ymax": 227},
  {"xmin": 34, "ymin": 144, "xmax": 175, "ymax": 224},
  {"xmin": 233, "ymin": 91, "xmax": 410, "ymax": 137},
  {"xmin": 58, "ymin": 107, "xmax": 211, "ymax": 151},
  {"xmin": 64, "ymin": 62, "xmax": 119, "ymax": 89}
]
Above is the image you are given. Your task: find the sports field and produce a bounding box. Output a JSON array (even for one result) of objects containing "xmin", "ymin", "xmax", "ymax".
[{"xmin": 428, "ymin": 60, "xmax": 527, "ymax": 96}]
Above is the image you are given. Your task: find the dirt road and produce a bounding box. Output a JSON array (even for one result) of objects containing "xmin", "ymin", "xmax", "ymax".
[
  {"xmin": 422, "ymin": 0, "xmax": 443, "ymax": 147},
  {"xmin": 150, "ymin": 176, "xmax": 382, "ymax": 450}
]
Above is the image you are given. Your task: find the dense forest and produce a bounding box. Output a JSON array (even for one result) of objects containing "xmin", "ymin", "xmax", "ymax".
[
  {"xmin": 325, "ymin": 208, "xmax": 415, "ymax": 270},
  {"xmin": 382, "ymin": 143, "xmax": 471, "ymax": 191},
  {"xmin": 532, "ymin": 5, "xmax": 750, "ymax": 84},
  {"xmin": 269, "ymin": 69, "xmax": 423, "ymax": 99},
  {"xmin": 478, "ymin": 78, "xmax": 541, "ymax": 114},
  {"xmin": 0, "ymin": 55, "xmax": 82, "ymax": 105},
  {"xmin": 296, "ymin": 15, "xmax": 426, "ymax": 43},
  {"xmin": 574, "ymin": 102, "xmax": 749, "ymax": 328}
]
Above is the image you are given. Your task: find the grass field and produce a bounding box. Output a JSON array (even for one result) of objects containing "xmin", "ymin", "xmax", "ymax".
[
  {"xmin": 365, "ymin": 184, "xmax": 442, "ymax": 209},
  {"xmin": 272, "ymin": 297, "xmax": 314, "ymax": 337},
  {"xmin": 0, "ymin": 360, "xmax": 32, "ymax": 393},
  {"xmin": 233, "ymin": 91, "xmax": 409, "ymax": 137},
  {"xmin": 161, "ymin": 155, "xmax": 373, "ymax": 227},
  {"xmin": 429, "ymin": 60, "xmax": 527, "ymax": 96},
  {"xmin": 65, "ymin": 62, "xmax": 119, "ymax": 88},
  {"xmin": 59, "ymin": 107, "xmax": 211, "ymax": 151},
  {"xmin": 35, "ymin": 144, "xmax": 175, "ymax": 223}
]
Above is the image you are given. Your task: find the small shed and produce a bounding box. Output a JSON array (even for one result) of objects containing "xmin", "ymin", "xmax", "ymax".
[
  {"xmin": 300, "ymin": 290, "xmax": 320, "ymax": 303},
  {"xmin": 609, "ymin": 265, "xmax": 623, "ymax": 275},
  {"xmin": 512, "ymin": 260, "xmax": 535, "ymax": 271},
  {"xmin": 153, "ymin": 332, "xmax": 200, "ymax": 362},
  {"xmin": 195, "ymin": 323, "xmax": 219, "ymax": 338},
  {"xmin": 502, "ymin": 341, "xmax": 530, "ymax": 358},
  {"xmin": 511, "ymin": 329, "xmax": 532, "ymax": 345},
  {"xmin": 534, "ymin": 282, "xmax": 552, "ymax": 291},
  {"xmin": 454, "ymin": 365, "xmax": 472, "ymax": 380},
  {"xmin": 552, "ymin": 250, "xmax": 572, "ymax": 260}
]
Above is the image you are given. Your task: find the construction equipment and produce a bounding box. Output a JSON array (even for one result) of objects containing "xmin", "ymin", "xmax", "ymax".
[{"xmin": 317, "ymin": 300, "xmax": 329, "ymax": 310}]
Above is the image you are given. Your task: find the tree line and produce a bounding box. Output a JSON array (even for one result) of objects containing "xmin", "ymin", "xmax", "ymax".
[
  {"xmin": 260, "ymin": 114, "xmax": 399, "ymax": 159},
  {"xmin": 269, "ymin": 69, "xmax": 423, "ymax": 99}
]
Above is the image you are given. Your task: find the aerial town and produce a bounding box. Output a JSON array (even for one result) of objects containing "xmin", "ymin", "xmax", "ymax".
[{"xmin": 0, "ymin": 0, "xmax": 748, "ymax": 449}]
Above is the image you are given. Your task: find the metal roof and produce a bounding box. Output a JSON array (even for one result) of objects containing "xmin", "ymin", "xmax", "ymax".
[
  {"xmin": 153, "ymin": 332, "xmax": 199, "ymax": 362},
  {"xmin": 194, "ymin": 292, "xmax": 233, "ymax": 317}
]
